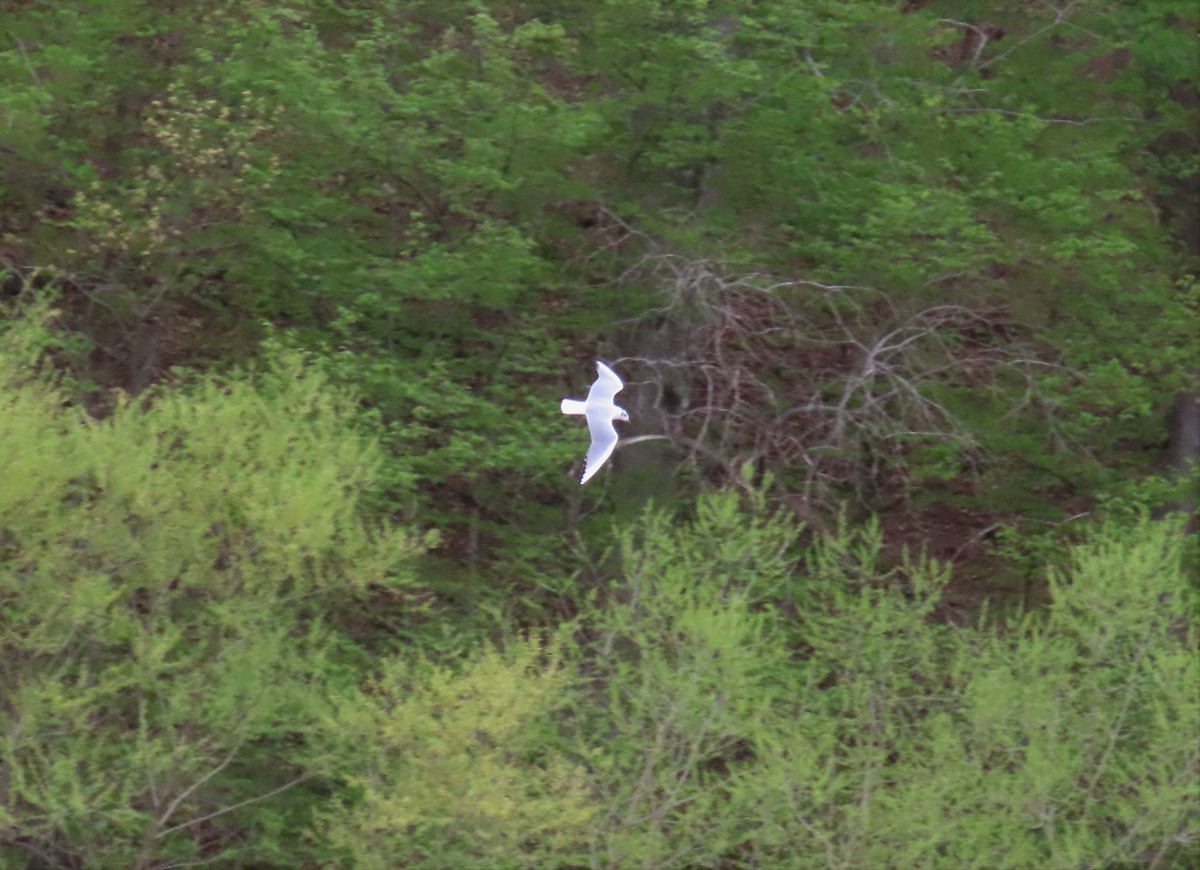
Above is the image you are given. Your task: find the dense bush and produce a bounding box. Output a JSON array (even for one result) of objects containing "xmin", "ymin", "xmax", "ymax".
[
  {"xmin": 0, "ymin": 310, "xmax": 424, "ymax": 866},
  {"xmin": 567, "ymin": 494, "xmax": 1197, "ymax": 868}
]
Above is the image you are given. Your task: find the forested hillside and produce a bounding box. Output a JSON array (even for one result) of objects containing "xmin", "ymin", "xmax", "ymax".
[{"xmin": 1, "ymin": 1, "xmax": 1197, "ymax": 867}]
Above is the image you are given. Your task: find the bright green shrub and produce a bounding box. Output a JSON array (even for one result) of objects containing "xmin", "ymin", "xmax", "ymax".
[
  {"xmin": 0, "ymin": 312, "xmax": 423, "ymax": 868},
  {"xmin": 570, "ymin": 492, "xmax": 798, "ymax": 866},
  {"xmin": 766, "ymin": 517, "xmax": 1195, "ymax": 869},
  {"xmin": 571, "ymin": 493, "xmax": 1197, "ymax": 868},
  {"xmin": 319, "ymin": 636, "xmax": 596, "ymax": 869}
]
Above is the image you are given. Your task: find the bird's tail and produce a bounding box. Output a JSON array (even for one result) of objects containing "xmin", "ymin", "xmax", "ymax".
[{"xmin": 561, "ymin": 399, "xmax": 588, "ymax": 416}]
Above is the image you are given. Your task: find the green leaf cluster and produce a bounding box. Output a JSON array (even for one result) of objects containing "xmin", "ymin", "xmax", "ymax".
[{"xmin": 0, "ymin": 309, "xmax": 422, "ymax": 867}]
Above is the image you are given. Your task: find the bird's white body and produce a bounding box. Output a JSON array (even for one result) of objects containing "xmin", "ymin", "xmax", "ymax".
[{"xmin": 561, "ymin": 361, "xmax": 629, "ymax": 484}]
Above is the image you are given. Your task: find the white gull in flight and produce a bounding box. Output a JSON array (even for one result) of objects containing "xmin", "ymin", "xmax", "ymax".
[{"xmin": 561, "ymin": 361, "xmax": 629, "ymax": 484}]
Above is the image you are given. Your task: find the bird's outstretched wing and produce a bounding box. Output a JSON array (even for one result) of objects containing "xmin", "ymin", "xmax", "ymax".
[
  {"xmin": 586, "ymin": 361, "xmax": 624, "ymax": 405},
  {"xmin": 580, "ymin": 416, "xmax": 619, "ymax": 485}
]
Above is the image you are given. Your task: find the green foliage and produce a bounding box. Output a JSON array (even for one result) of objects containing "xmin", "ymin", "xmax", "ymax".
[
  {"xmin": 4, "ymin": 0, "xmax": 1195, "ymax": 531},
  {"xmin": 1, "ymin": 2, "xmax": 1198, "ymax": 864},
  {"xmin": 568, "ymin": 493, "xmax": 1196, "ymax": 868},
  {"xmin": 320, "ymin": 636, "xmax": 595, "ymax": 869},
  {"xmin": 1, "ymin": 305, "xmax": 1196, "ymax": 866},
  {"xmin": 572, "ymin": 492, "xmax": 796, "ymax": 866},
  {"xmin": 0, "ymin": 311, "xmax": 424, "ymax": 867},
  {"xmin": 849, "ymin": 519, "xmax": 1193, "ymax": 870}
]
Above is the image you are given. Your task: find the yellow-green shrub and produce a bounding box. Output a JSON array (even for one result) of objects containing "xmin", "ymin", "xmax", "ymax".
[
  {"xmin": 0, "ymin": 312, "xmax": 421, "ymax": 868},
  {"xmin": 320, "ymin": 636, "xmax": 596, "ymax": 869}
]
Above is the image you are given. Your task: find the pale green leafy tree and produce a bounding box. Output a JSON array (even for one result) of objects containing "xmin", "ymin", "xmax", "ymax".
[
  {"xmin": 318, "ymin": 636, "xmax": 596, "ymax": 869},
  {"xmin": 572, "ymin": 492, "xmax": 1196, "ymax": 868},
  {"xmin": 0, "ymin": 309, "xmax": 424, "ymax": 868}
]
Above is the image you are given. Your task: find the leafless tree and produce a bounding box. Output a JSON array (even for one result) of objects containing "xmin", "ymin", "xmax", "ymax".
[{"xmin": 592, "ymin": 212, "xmax": 1059, "ymax": 517}]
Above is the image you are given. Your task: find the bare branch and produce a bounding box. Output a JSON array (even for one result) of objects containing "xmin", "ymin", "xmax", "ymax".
[
  {"xmin": 156, "ymin": 770, "xmax": 315, "ymax": 840},
  {"xmin": 594, "ymin": 215, "xmax": 1062, "ymax": 511}
]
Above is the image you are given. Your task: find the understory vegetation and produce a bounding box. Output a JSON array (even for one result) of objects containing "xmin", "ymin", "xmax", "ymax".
[{"xmin": 1, "ymin": 1, "xmax": 1197, "ymax": 867}]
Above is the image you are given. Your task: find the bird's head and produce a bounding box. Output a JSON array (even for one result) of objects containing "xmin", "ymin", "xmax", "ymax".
[{"xmin": 614, "ymin": 406, "xmax": 630, "ymax": 423}]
